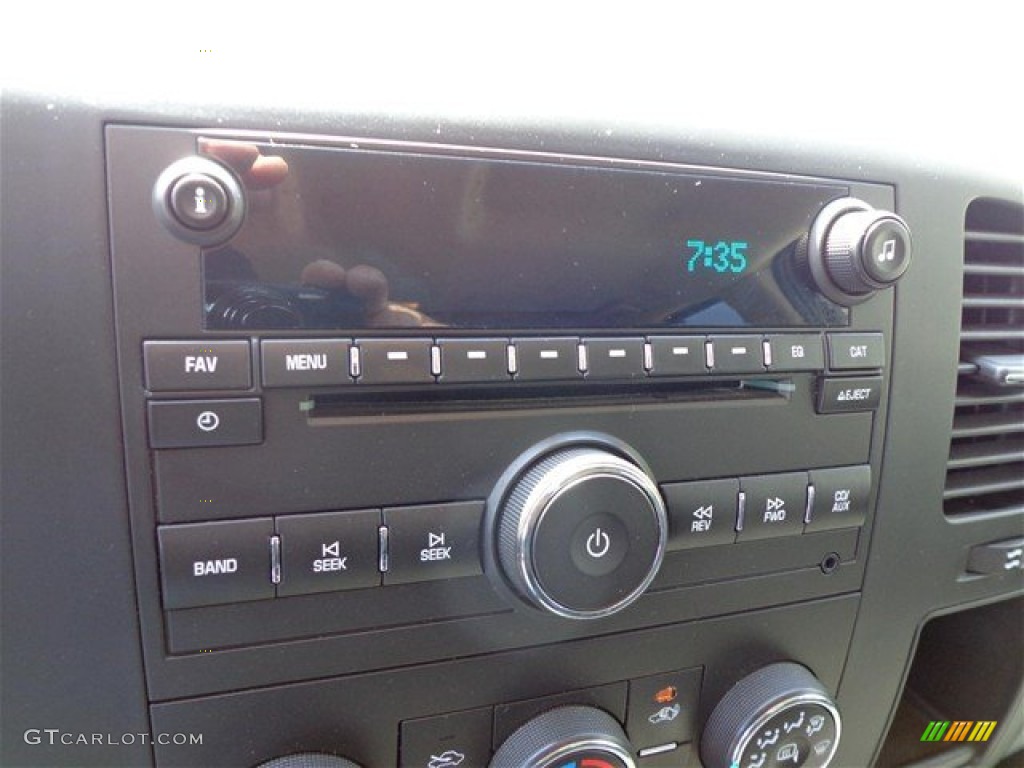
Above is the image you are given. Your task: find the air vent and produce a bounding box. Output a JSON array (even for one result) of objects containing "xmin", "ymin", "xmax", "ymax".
[{"xmin": 944, "ymin": 198, "xmax": 1024, "ymax": 517}]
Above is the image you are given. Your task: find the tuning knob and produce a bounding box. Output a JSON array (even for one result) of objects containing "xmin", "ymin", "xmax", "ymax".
[
  {"xmin": 494, "ymin": 444, "xmax": 667, "ymax": 619},
  {"xmin": 701, "ymin": 662, "xmax": 841, "ymax": 768},
  {"xmin": 806, "ymin": 197, "xmax": 912, "ymax": 305},
  {"xmin": 255, "ymin": 754, "xmax": 361, "ymax": 768},
  {"xmin": 491, "ymin": 706, "xmax": 635, "ymax": 768}
]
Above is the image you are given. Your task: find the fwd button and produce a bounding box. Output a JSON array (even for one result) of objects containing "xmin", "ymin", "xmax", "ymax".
[{"xmin": 737, "ymin": 473, "xmax": 808, "ymax": 542}]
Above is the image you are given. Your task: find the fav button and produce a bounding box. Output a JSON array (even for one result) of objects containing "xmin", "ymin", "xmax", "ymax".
[
  {"xmin": 276, "ymin": 509, "xmax": 382, "ymax": 596},
  {"xmin": 383, "ymin": 501, "xmax": 484, "ymax": 585},
  {"xmin": 144, "ymin": 339, "xmax": 251, "ymax": 391},
  {"xmin": 158, "ymin": 518, "xmax": 274, "ymax": 609}
]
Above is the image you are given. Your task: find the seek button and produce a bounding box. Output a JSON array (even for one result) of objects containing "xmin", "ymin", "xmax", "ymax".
[{"xmin": 383, "ymin": 502, "xmax": 483, "ymax": 585}]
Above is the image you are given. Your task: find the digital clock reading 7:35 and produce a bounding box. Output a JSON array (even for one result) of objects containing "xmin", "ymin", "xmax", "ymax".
[{"xmin": 685, "ymin": 239, "xmax": 749, "ymax": 274}]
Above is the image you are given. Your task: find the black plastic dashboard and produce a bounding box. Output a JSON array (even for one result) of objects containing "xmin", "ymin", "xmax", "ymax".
[{"xmin": 2, "ymin": 31, "xmax": 1023, "ymax": 768}]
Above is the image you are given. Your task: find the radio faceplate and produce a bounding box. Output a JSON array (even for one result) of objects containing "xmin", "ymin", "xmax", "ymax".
[{"xmin": 106, "ymin": 125, "xmax": 895, "ymax": 704}]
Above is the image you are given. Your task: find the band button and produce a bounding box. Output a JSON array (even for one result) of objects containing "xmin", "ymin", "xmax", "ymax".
[{"xmin": 158, "ymin": 518, "xmax": 274, "ymax": 609}]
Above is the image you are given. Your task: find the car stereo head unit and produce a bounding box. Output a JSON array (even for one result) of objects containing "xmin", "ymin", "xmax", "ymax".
[{"xmin": 105, "ymin": 126, "xmax": 905, "ymax": 765}]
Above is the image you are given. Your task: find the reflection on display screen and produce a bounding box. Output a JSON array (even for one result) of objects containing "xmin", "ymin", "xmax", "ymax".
[{"xmin": 200, "ymin": 138, "xmax": 849, "ymax": 330}]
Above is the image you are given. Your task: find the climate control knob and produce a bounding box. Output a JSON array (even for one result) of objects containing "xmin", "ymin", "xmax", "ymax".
[
  {"xmin": 701, "ymin": 662, "xmax": 841, "ymax": 768},
  {"xmin": 491, "ymin": 705, "xmax": 635, "ymax": 768},
  {"xmin": 495, "ymin": 444, "xmax": 667, "ymax": 620},
  {"xmin": 255, "ymin": 754, "xmax": 361, "ymax": 768},
  {"xmin": 806, "ymin": 197, "xmax": 912, "ymax": 305}
]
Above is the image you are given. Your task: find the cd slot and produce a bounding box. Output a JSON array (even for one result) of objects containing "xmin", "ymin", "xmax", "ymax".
[{"xmin": 305, "ymin": 378, "xmax": 791, "ymax": 420}]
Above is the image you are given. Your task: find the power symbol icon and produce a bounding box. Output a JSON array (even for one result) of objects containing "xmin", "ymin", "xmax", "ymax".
[{"xmin": 586, "ymin": 527, "xmax": 611, "ymax": 559}]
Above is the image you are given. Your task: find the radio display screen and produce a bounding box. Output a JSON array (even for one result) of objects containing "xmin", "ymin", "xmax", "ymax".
[{"xmin": 200, "ymin": 140, "xmax": 850, "ymax": 330}]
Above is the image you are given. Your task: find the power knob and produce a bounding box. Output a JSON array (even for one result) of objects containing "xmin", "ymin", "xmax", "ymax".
[
  {"xmin": 701, "ymin": 662, "xmax": 841, "ymax": 768},
  {"xmin": 493, "ymin": 442, "xmax": 667, "ymax": 620},
  {"xmin": 806, "ymin": 197, "xmax": 913, "ymax": 305}
]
